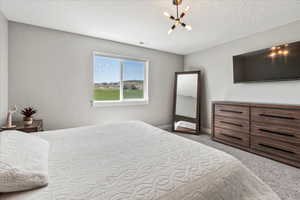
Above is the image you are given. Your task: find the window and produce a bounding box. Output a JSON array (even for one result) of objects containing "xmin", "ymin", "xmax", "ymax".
[{"xmin": 93, "ymin": 52, "xmax": 148, "ymax": 106}]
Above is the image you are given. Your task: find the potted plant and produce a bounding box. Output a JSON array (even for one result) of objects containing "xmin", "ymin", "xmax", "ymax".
[{"xmin": 21, "ymin": 107, "xmax": 37, "ymax": 126}]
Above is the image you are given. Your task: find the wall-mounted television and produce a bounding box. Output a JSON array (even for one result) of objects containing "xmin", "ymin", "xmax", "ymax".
[{"xmin": 233, "ymin": 41, "xmax": 300, "ymax": 83}]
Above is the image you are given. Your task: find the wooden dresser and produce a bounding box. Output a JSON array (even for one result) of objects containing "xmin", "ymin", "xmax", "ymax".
[{"xmin": 212, "ymin": 101, "xmax": 300, "ymax": 168}]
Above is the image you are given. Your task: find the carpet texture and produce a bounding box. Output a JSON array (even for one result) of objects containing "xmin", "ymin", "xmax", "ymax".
[{"xmin": 175, "ymin": 133, "xmax": 300, "ymax": 200}]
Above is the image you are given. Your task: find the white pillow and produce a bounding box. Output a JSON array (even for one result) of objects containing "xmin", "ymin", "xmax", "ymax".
[{"xmin": 0, "ymin": 130, "xmax": 49, "ymax": 192}]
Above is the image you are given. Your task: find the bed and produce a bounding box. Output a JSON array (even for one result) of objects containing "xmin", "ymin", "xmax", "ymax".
[{"xmin": 1, "ymin": 121, "xmax": 280, "ymax": 200}]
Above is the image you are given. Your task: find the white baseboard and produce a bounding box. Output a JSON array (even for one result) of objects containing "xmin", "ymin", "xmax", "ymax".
[
  {"xmin": 201, "ymin": 127, "xmax": 212, "ymax": 135},
  {"xmin": 157, "ymin": 124, "xmax": 172, "ymax": 130},
  {"xmin": 157, "ymin": 124, "xmax": 212, "ymax": 134}
]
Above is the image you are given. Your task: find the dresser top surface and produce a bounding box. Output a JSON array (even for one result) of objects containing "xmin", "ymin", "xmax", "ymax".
[{"xmin": 212, "ymin": 101, "xmax": 300, "ymax": 110}]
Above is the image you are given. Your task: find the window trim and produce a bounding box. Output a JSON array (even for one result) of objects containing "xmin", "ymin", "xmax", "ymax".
[{"xmin": 92, "ymin": 52, "xmax": 149, "ymax": 107}]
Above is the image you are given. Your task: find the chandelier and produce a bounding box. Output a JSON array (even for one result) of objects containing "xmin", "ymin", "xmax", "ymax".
[{"xmin": 164, "ymin": 0, "xmax": 192, "ymax": 34}]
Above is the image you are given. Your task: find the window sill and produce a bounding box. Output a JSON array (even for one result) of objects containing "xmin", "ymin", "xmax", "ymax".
[{"xmin": 92, "ymin": 100, "xmax": 149, "ymax": 107}]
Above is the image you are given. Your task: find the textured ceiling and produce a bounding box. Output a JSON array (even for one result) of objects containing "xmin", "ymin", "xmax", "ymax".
[{"xmin": 1, "ymin": 0, "xmax": 300, "ymax": 55}]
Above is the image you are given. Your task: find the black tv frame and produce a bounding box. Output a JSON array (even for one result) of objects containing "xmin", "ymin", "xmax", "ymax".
[{"xmin": 233, "ymin": 41, "xmax": 300, "ymax": 84}]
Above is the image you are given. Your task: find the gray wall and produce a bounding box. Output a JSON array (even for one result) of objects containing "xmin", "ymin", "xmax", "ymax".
[
  {"xmin": 0, "ymin": 10, "xmax": 8, "ymax": 126},
  {"xmin": 185, "ymin": 20, "xmax": 300, "ymax": 130},
  {"xmin": 9, "ymin": 22, "xmax": 184, "ymax": 130}
]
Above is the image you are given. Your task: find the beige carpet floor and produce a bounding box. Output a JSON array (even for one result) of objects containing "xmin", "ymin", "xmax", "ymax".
[{"xmin": 175, "ymin": 133, "xmax": 300, "ymax": 200}]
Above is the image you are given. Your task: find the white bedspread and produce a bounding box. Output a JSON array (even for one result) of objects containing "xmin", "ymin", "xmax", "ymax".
[{"xmin": 1, "ymin": 121, "xmax": 280, "ymax": 200}]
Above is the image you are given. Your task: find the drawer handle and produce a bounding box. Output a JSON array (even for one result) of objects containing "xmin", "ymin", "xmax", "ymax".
[
  {"xmin": 258, "ymin": 143, "xmax": 295, "ymax": 155},
  {"xmin": 220, "ymin": 121, "xmax": 243, "ymax": 127},
  {"xmin": 258, "ymin": 128, "xmax": 295, "ymax": 137},
  {"xmin": 259, "ymin": 114, "xmax": 296, "ymax": 120},
  {"xmin": 220, "ymin": 110, "xmax": 243, "ymax": 114},
  {"xmin": 221, "ymin": 133, "xmax": 242, "ymax": 141}
]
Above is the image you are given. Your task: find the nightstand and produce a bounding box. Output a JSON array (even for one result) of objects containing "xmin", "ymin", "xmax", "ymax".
[{"xmin": 0, "ymin": 119, "xmax": 43, "ymax": 133}]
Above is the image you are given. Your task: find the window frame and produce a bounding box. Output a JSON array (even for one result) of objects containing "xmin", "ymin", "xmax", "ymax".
[{"xmin": 92, "ymin": 52, "xmax": 149, "ymax": 107}]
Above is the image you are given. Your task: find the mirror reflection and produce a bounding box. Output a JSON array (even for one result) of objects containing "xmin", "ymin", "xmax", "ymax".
[
  {"xmin": 175, "ymin": 74, "xmax": 198, "ymax": 118},
  {"xmin": 174, "ymin": 120, "xmax": 196, "ymax": 133}
]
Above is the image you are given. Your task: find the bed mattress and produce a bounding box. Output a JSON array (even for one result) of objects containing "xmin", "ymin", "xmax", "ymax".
[{"xmin": 1, "ymin": 121, "xmax": 280, "ymax": 200}]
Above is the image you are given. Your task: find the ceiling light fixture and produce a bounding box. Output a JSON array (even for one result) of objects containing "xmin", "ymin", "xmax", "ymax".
[{"xmin": 164, "ymin": 0, "xmax": 192, "ymax": 35}]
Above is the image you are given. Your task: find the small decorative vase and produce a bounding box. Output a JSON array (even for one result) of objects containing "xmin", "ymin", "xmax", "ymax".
[{"xmin": 23, "ymin": 117, "xmax": 33, "ymax": 126}]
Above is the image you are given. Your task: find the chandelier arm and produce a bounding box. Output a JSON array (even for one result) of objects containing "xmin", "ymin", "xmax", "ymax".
[
  {"xmin": 180, "ymin": 12, "xmax": 185, "ymax": 18},
  {"xmin": 170, "ymin": 16, "xmax": 176, "ymax": 20}
]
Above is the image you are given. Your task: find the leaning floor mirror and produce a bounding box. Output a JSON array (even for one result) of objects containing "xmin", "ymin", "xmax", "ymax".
[{"xmin": 172, "ymin": 71, "xmax": 201, "ymax": 134}]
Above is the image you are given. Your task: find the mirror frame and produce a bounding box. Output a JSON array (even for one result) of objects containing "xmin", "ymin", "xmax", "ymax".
[{"xmin": 172, "ymin": 71, "xmax": 201, "ymax": 135}]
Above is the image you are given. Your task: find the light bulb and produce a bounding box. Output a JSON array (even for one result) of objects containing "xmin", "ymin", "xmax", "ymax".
[
  {"xmin": 185, "ymin": 25, "xmax": 192, "ymax": 31},
  {"xmin": 269, "ymin": 52, "xmax": 276, "ymax": 57},
  {"xmin": 168, "ymin": 25, "xmax": 176, "ymax": 35},
  {"xmin": 164, "ymin": 12, "xmax": 170, "ymax": 17},
  {"xmin": 185, "ymin": 6, "xmax": 190, "ymax": 12},
  {"xmin": 271, "ymin": 46, "xmax": 276, "ymax": 50},
  {"xmin": 283, "ymin": 50, "xmax": 289, "ymax": 55},
  {"xmin": 278, "ymin": 50, "xmax": 283, "ymax": 55}
]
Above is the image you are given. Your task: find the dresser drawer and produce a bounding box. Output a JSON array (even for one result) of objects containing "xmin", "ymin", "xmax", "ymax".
[
  {"xmin": 252, "ymin": 107, "xmax": 300, "ymax": 127},
  {"xmin": 251, "ymin": 136, "xmax": 300, "ymax": 161},
  {"xmin": 251, "ymin": 122, "xmax": 300, "ymax": 144},
  {"xmin": 215, "ymin": 127, "xmax": 249, "ymax": 147},
  {"xmin": 215, "ymin": 104, "xmax": 249, "ymax": 120},
  {"xmin": 215, "ymin": 116, "xmax": 249, "ymax": 133}
]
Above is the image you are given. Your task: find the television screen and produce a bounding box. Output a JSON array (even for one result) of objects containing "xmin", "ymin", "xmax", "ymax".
[{"xmin": 233, "ymin": 41, "xmax": 300, "ymax": 83}]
